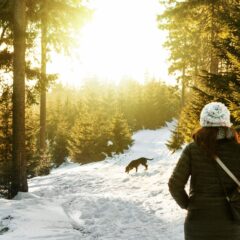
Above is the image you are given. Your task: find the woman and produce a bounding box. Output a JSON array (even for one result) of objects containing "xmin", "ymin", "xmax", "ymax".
[{"xmin": 168, "ymin": 102, "xmax": 240, "ymax": 240}]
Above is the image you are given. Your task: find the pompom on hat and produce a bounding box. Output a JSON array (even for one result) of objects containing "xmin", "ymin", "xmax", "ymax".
[{"xmin": 200, "ymin": 102, "xmax": 232, "ymax": 127}]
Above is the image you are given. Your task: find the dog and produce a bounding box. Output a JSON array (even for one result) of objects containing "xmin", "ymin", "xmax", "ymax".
[{"xmin": 125, "ymin": 157, "xmax": 153, "ymax": 173}]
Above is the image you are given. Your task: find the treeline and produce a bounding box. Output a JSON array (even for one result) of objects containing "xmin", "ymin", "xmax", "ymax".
[
  {"xmin": 47, "ymin": 79, "xmax": 180, "ymax": 166},
  {"xmin": 159, "ymin": 0, "xmax": 240, "ymax": 150},
  {"xmin": 0, "ymin": 77, "xmax": 180, "ymax": 198}
]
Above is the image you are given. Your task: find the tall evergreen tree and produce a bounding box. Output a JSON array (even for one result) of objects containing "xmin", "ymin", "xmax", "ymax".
[
  {"xmin": 68, "ymin": 110, "xmax": 103, "ymax": 164},
  {"xmin": 161, "ymin": 0, "xmax": 230, "ymax": 150},
  {"xmin": 11, "ymin": 0, "xmax": 28, "ymax": 197},
  {"xmin": 110, "ymin": 113, "xmax": 133, "ymax": 154},
  {"xmin": 0, "ymin": 85, "xmax": 12, "ymax": 198},
  {"xmin": 51, "ymin": 118, "xmax": 69, "ymax": 167},
  {"xmin": 39, "ymin": 0, "xmax": 47, "ymax": 160}
]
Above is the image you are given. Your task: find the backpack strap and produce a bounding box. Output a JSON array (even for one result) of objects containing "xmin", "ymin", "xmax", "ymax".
[{"xmin": 215, "ymin": 156, "xmax": 240, "ymax": 188}]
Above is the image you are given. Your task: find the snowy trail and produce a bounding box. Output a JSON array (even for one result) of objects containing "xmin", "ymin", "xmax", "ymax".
[{"xmin": 0, "ymin": 121, "xmax": 186, "ymax": 240}]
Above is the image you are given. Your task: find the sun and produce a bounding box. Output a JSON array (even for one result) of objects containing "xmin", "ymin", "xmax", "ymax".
[{"xmin": 50, "ymin": 0, "xmax": 175, "ymax": 86}]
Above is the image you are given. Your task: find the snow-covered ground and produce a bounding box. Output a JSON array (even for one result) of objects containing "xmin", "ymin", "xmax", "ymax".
[{"xmin": 0, "ymin": 121, "xmax": 186, "ymax": 240}]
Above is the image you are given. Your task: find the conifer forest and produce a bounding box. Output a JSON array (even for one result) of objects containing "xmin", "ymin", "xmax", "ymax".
[{"xmin": 0, "ymin": 0, "xmax": 239, "ymax": 202}]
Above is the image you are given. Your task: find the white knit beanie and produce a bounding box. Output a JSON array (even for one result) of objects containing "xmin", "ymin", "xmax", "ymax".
[{"xmin": 200, "ymin": 102, "xmax": 232, "ymax": 127}]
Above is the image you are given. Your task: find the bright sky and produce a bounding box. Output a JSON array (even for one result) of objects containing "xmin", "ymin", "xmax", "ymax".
[{"xmin": 49, "ymin": 0, "xmax": 175, "ymax": 86}]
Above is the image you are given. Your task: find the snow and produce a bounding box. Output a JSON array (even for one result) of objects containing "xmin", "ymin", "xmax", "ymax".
[{"xmin": 0, "ymin": 121, "xmax": 186, "ymax": 240}]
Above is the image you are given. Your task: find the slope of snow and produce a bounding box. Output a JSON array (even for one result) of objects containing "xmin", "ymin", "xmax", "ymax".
[{"xmin": 0, "ymin": 121, "xmax": 186, "ymax": 240}]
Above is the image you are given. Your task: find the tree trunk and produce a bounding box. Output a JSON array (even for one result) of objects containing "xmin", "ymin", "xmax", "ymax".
[
  {"xmin": 11, "ymin": 0, "xmax": 28, "ymax": 198},
  {"xmin": 40, "ymin": 0, "xmax": 47, "ymax": 157}
]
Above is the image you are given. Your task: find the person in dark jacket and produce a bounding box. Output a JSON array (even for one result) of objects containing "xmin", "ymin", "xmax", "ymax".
[{"xmin": 168, "ymin": 102, "xmax": 240, "ymax": 240}]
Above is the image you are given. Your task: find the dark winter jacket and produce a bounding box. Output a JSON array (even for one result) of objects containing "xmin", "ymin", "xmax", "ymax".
[{"xmin": 168, "ymin": 139, "xmax": 240, "ymax": 210}]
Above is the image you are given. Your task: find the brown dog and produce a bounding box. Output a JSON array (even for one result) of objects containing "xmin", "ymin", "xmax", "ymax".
[{"xmin": 125, "ymin": 157, "xmax": 153, "ymax": 173}]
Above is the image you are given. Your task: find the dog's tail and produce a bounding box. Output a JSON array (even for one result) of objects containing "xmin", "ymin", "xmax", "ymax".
[{"xmin": 146, "ymin": 158, "xmax": 154, "ymax": 161}]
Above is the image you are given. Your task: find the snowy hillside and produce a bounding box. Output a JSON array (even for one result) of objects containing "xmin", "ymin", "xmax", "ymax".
[{"xmin": 0, "ymin": 121, "xmax": 186, "ymax": 240}]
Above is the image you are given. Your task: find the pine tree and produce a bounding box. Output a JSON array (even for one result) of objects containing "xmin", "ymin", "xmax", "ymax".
[
  {"xmin": 92, "ymin": 113, "xmax": 114, "ymax": 158},
  {"xmin": 214, "ymin": 1, "xmax": 240, "ymax": 125},
  {"xmin": 39, "ymin": 0, "xmax": 47, "ymax": 161},
  {"xmin": 110, "ymin": 113, "xmax": 133, "ymax": 154},
  {"xmin": 26, "ymin": 107, "xmax": 42, "ymax": 177},
  {"xmin": 0, "ymin": 86, "xmax": 12, "ymax": 198},
  {"xmin": 51, "ymin": 118, "xmax": 69, "ymax": 167},
  {"xmin": 46, "ymin": 86, "xmax": 79, "ymax": 166},
  {"xmin": 118, "ymin": 79, "xmax": 142, "ymax": 130},
  {"xmin": 11, "ymin": 0, "xmax": 28, "ymax": 197},
  {"xmin": 166, "ymin": 125, "xmax": 184, "ymax": 152},
  {"xmin": 68, "ymin": 110, "xmax": 105, "ymax": 164},
  {"xmin": 159, "ymin": 1, "xmax": 201, "ymax": 106},
  {"xmin": 161, "ymin": 0, "xmax": 229, "ymax": 147}
]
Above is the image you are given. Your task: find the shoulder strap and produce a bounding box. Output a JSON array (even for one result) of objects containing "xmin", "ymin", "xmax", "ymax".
[{"xmin": 215, "ymin": 156, "xmax": 240, "ymax": 187}]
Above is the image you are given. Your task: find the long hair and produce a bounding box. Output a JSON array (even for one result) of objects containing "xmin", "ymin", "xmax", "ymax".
[{"xmin": 192, "ymin": 127, "xmax": 237, "ymax": 159}]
